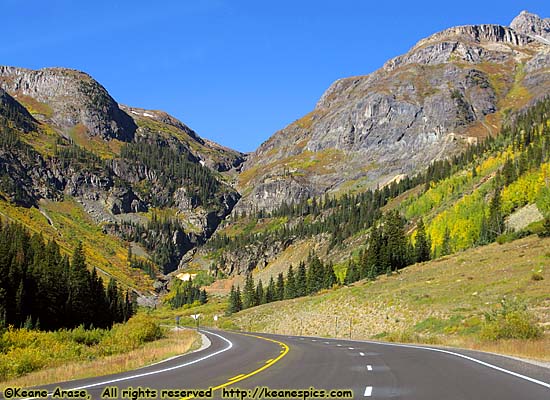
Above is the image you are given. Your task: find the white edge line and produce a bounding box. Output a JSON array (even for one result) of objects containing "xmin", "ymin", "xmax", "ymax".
[
  {"xmin": 364, "ymin": 386, "xmax": 373, "ymax": 396},
  {"xmin": 272, "ymin": 332, "xmax": 550, "ymax": 390},
  {"xmin": 357, "ymin": 339, "xmax": 550, "ymax": 389},
  {"xmin": 22, "ymin": 330, "xmax": 233, "ymax": 400},
  {"xmin": 359, "ymin": 352, "xmax": 365, "ymax": 356},
  {"xmin": 367, "ymin": 365, "xmax": 373, "ymax": 371}
]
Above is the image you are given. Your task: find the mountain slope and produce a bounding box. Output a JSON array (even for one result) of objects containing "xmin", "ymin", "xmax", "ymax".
[
  {"xmin": 0, "ymin": 66, "xmax": 244, "ymax": 293},
  {"xmin": 236, "ymin": 11, "xmax": 550, "ymax": 213}
]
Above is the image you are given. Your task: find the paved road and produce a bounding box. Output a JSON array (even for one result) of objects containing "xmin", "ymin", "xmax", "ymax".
[{"xmin": 3, "ymin": 330, "xmax": 549, "ymax": 399}]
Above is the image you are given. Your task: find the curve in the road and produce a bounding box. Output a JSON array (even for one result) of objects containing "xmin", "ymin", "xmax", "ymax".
[{"xmin": 181, "ymin": 332, "xmax": 289, "ymax": 399}]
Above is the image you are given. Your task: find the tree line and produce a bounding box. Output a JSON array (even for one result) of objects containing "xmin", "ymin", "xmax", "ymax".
[
  {"xmin": 168, "ymin": 279, "xmax": 208, "ymax": 308},
  {"xmin": 0, "ymin": 222, "xmax": 135, "ymax": 330},
  {"xmin": 227, "ymin": 252, "xmax": 338, "ymax": 314},
  {"xmin": 120, "ymin": 137, "xmax": 220, "ymax": 208},
  {"xmin": 225, "ymin": 97, "xmax": 550, "ymax": 313}
]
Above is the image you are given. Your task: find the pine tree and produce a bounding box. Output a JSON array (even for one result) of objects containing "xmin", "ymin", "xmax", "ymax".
[
  {"xmin": 235, "ymin": 286, "xmax": 243, "ymax": 311},
  {"xmin": 67, "ymin": 242, "xmax": 93, "ymax": 328},
  {"xmin": 255, "ymin": 279, "xmax": 265, "ymax": 305},
  {"xmin": 284, "ymin": 265, "xmax": 297, "ymax": 299},
  {"xmin": 488, "ymin": 188, "xmax": 504, "ymax": 241},
  {"xmin": 265, "ymin": 276, "xmax": 276, "ymax": 303},
  {"xmin": 414, "ymin": 218, "xmax": 431, "ymax": 263},
  {"xmin": 323, "ymin": 262, "xmax": 337, "ymax": 289},
  {"xmin": 296, "ymin": 261, "xmax": 307, "ymax": 297},
  {"xmin": 199, "ymin": 289, "xmax": 208, "ymax": 305},
  {"xmin": 306, "ymin": 254, "xmax": 324, "ymax": 294},
  {"xmin": 243, "ymin": 274, "xmax": 256, "ymax": 309},
  {"xmin": 275, "ymin": 272, "xmax": 285, "ymax": 301},
  {"xmin": 384, "ymin": 210, "xmax": 409, "ymax": 271},
  {"xmin": 440, "ymin": 227, "xmax": 452, "ymax": 256},
  {"xmin": 227, "ymin": 285, "xmax": 241, "ymax": 314},
  {"xmin": 344, "ymin": 261, "xmax": 359, "ymax": 284}
]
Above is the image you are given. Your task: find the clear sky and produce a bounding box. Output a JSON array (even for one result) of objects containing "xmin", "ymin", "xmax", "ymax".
[{"xmin": 2, "ymin": 1, "xmax": 549, "ymax": 152}]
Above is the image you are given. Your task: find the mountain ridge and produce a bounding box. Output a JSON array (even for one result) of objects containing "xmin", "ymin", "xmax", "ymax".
[{"xmin": 236, "ymin": 11, "xmax": 550, "ymax": 214}]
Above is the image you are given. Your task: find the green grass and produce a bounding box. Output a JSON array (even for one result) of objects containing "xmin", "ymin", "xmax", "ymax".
[
  {"xmin": 0, "ymin": 198, "xmax": 153, "ymax": 291},
  {"xmin": 225, "ymin": 235, "xmax": 550, "ymax": 360},
  {"xmin": 0, "ymin": 315, "xmax": 200, "ymax": 388}
]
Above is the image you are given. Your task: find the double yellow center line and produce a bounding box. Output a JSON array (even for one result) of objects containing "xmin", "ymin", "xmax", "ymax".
[{"xmin": 182, "ymin": 332, "xmax": 290, "ymax": 399}]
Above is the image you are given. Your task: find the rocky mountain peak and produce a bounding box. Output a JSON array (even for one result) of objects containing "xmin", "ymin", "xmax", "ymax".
[
  {"xmin": 237, "ymin": 11, "xmax": 550, "ymax": 214},
  {"xmin": 0, "ymin": 66, "xmax": 136, "ymax": 141},
  {"xmin": 510, "ymin": 10, "xmax": 550, "ymax": 41}
]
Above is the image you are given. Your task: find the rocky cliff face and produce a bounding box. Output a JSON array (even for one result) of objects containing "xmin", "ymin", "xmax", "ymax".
[
  {"xmin": 0, "ymin": 67, "xmax": 137, "ymax": 141},
  {"xmin": 0, "ymin": 67, "xmax": 244, "ymax": 275},
  {"xmin": 237, "ymin": 11, "xmax": 550, "ymax": 213},
  {"xmin": 510, "ymin": 10, "xmax": 550, "ymax": 42}
]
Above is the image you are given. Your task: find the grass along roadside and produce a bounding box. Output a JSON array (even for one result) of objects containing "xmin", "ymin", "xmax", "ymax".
[
  {"xmin": 0, "ymin": 317, "xmax": 201, "ymax": 389},
  {"xmin": 226, "ymin": 235, "xmax": 550, "ymax": 362}
]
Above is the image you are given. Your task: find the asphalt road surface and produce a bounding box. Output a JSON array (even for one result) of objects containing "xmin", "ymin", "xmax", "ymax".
[{"xmin": 3, "ymin": 329, "xmax": 549, "ymax": 399}]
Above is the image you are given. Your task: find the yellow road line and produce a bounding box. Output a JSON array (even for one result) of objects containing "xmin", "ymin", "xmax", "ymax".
[
  {"xmin": 228, "ymin": 373, "xmax": 246, "ymax": 381},
  {"xmin": 181, "ymin": 332, "xmax": 290, "ymax": 399}
]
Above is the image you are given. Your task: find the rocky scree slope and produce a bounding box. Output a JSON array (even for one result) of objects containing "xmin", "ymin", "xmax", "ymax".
[
  {"xmin": 236, "ymin": 11, "xmax": 550, "ymax": 214},
  {"xmin": 0, "ymin": 66, "xmax": 244, "ymax": 277}
]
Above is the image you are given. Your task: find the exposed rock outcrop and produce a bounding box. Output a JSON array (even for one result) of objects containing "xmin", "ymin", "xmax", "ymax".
[
  {"xmin": 0, "ymin": 66, "xmax": 137, "ymax": 141},
  {"xmin": 236, "ymin": 11, "xmax": 550, "ymax": 213}
]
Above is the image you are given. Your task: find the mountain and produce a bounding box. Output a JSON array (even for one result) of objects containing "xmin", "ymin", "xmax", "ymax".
[
  {"xmin": 187, "ymin": 11, "xmax": 550, "ymax": 280},
  {"xmin": 0, "ymin": 66, "xmax": 244, "ymax": 293},
  {"xmin": 236, "ymin": 11, "xmax": 550, "ymax": 213}
]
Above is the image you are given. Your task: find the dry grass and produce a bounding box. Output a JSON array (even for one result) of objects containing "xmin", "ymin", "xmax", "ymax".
[
  {"xmin": 229, "ymin": 235, "xmax": 550, "ymax": 361},
  {"xmin": 0, "ymin": 329, "xmax": 200, "ymax": 390},
  {"xmin": 0, "ymin": 198, "xmax": 153, "ymax": 291},
  {"xmin": 14, "ymin": 94, "xmax": 54, "ymax": 118},
  {"xmin": 448, "ymin": 335, "xmax": 550, "ymax": 362}
]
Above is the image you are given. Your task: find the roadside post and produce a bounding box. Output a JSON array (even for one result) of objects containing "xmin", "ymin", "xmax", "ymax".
[{"xmin": 191, "ymin": 314, "xmax": 201, "ymax": 331}]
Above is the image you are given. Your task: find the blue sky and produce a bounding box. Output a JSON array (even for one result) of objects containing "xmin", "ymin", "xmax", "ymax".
[{"xmin": 2, "ymin": 1, "xmax": 549, "ymax": 152}]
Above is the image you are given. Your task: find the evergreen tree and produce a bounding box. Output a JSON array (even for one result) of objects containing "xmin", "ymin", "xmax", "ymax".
[
  {"xmin": 275, "ymin": 272, "xmax": 285, "ymax": 301},
  {"xmin": 265, "ymin": 276, "xmax": 276, "ymax": 303},
  {"xmin": 344, "ymin": 261, "xmax": 359, "ymax": 284},
  {"xmin": 67, "ymin": 242, "xmax": 93, "ymax": 328},
  {"xmin": 284, "ymin": 265, "xmax": 297, "ymax": 299},
  {"xmin": 255, "ymin": 279, "xmax": 265, "ymax": 305},
  {"xmin": 235, "ymin": 286, "xmax": 243, "ymax": 311},
  {"xmin": 384, "ymin": 210, "xmax": 410, "ymax": 271},
  {"xmin": 440, "ymin": 227, "xmax": 452, "ymax": 256},
  {"xmin": 199, "ymin": 289, "xmax": 208, "ymax": 305},
  {"xmin": 323, "ymin": 262, "xmax": 337, "ymax": 289},
  {"xmin": 488, "ymin": 188, "xmax": 505, "ymax": 240},
  {"xmin": 296, "ymin": 261, "xmax": 307, "ymax": 297},
  {"xmin": 306, "ymin": 254, "xmax": 324, "ymax": 294},
  {"xmin": 242, "ymin": 274, "xmax": 256, "ymax": 309},
  {"xmin": 227, "ymin": 285, "xmax": 241, "ymax": 314},
  {"xmin": 414, "ymin": 218, "xmax": 431, "ymax": 263}
]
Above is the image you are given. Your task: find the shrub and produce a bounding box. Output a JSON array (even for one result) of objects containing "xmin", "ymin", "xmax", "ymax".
[
  {"xmin": 480, "ymin": 298, "xmax": 542, "ymax": 340},
  {"xmin": 531, "ymin": 267, "xmax": 544, "ymax": 281},
  {"xmin": 538, "ymin": 217, "xmax": 550, "ymax": 238},
  {"xmin": 62, "ymin": 325, "xmax": 106, "ymax": 346}
]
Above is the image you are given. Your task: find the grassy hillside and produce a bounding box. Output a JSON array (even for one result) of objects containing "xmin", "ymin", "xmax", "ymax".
[
  {"xmin": 226, "ymin": 235, "xmax": 550, "ymax": 361},
  {"xmin": 0, "ymin": 198, "xmax": 153, "ymax": 292}
]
